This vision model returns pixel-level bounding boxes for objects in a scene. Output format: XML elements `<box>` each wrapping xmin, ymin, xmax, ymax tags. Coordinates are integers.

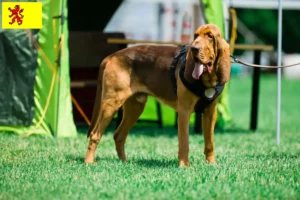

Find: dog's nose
<box><xmin>191</xmin><ymin>46</ymin><xmax>199</xmax><ymax>52</ymax></box>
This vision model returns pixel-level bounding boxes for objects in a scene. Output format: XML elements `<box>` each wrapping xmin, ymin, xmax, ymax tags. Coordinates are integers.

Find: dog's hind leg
<box><xmin>85</xmin><ymin>93</ymin><xmax>131</xmax><ymax>163</ymax></box>
<box><xmin>84</xmin><ymin>59</ymin><xmax>131</xmax><ymax>164</ymax></box>
<box><xmin>113</xmin><ymin>93</ymin><xmax>147</xmax><ymax>161</ymax></box>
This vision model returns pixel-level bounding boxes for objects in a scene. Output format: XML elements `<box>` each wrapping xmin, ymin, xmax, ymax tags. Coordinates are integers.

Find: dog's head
<box><xmin>189</xmin><ymin>24</ymin><xmax>231</xmax><ymax>84</ymax></box>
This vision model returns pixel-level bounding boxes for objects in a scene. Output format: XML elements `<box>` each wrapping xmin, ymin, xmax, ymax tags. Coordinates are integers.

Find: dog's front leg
<box><xmin>202</xmin><ymin>97</ymin><xmax>220</xmax><ymax>164</ymax></box>
<box><xmin>177</xmin><ymin>111</ymin><xmax>191</xmax><ymax>167</ymax></box>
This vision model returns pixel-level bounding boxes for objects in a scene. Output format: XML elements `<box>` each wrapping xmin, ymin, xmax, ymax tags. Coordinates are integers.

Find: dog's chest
<box><xmin>201</xmin><ymin>73</ymin><xmax>217</xmax><ymax>88</ymax></box>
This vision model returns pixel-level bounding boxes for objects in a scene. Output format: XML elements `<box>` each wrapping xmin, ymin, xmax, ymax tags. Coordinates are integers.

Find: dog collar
<box><xmin>169</xmin><ymin>44</ymin><xmax>225</xmax><ymax>113</ymax></box>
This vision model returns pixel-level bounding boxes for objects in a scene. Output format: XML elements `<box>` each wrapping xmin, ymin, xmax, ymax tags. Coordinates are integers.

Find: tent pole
<box><xmin>55</xmin><ymin>0</ymin><xmax>65</xmax><ymax>135</ymax></box>
<box><xmin>276</xmin><ymin>0</ymin><xmax>283</xmax><ymax>145</ymax></box>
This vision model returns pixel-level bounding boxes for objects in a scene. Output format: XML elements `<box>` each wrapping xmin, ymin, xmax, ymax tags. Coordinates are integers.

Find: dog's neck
<box><xmin>184</xmin><ymin>49</ymin><xmax>218</xmax><ymax>88</ymax></box>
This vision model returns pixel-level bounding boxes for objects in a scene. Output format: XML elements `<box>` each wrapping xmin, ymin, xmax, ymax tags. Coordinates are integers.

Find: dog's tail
<box><xmin>87</xmin><ymin>56</ymin><xmax>110</xmax><ymax>138</ymax></box>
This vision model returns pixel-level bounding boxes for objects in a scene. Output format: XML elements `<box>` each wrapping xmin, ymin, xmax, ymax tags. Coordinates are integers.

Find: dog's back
<box><xmin>106</xmin><ymin>45</ymin><xmax>180</xmax><ymax>102</ymax></box>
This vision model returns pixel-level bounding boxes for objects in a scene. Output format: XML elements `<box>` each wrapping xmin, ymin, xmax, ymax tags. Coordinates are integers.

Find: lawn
<box><xmin>0</xmin><ymin>75</ymin><xmax>300</xmax><ymax>200</ymax></box>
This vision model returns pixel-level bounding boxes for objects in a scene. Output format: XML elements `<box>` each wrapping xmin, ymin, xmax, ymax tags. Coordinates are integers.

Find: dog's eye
<box><xmin>207</xmin><ymin>33</ymin><xmax>213</xmax><ymax>40</ymax></box>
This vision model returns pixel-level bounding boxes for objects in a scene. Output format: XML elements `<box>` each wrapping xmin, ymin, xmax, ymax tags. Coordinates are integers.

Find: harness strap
<box><xmin>169</xmin><ymin>44</ymin><xmax>188</xmax><ymax>94</ymax></box>
<box><xmin>170</xmin><ymin>45</ymin><xmax>225</xmax><ymax>113</ymax></box>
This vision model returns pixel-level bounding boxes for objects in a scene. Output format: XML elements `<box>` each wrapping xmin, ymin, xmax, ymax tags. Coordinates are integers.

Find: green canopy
<box><xmin>201</xmin><ymin>0</ymin><xmax>233</xmax><ymax>129</ymax></box>
<box><xmin>0</xmin><ymin>0</ymin><xmax>77</xmax><ymax>137</ymax></box>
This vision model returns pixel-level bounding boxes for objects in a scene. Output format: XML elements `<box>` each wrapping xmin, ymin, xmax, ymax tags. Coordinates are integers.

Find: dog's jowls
<box><xmin>84</xmin><ymin>24</ymin><xmax>231</xmax><ymax>167</ymax></box>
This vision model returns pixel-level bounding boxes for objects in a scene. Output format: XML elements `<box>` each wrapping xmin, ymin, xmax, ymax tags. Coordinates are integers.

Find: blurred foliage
<box><xmin>234</xmin><ymin>9</ymin><xmax>300</xmax><ymax>54</ymax></box>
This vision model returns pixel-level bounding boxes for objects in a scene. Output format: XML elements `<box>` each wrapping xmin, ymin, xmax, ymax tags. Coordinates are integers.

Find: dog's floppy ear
<box><xmin>216</xmin><ymin>37</ymin><xmax>231</xmax><ymax>84</ymax></box>
<box><xmin>194</xmin><ymin>33</ymin><xmax>199</xmax><ymax>40</ymax></box>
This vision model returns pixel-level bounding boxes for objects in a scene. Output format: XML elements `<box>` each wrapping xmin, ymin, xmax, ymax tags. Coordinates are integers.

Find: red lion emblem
<box><xmin>8</xmin><ymin>5</ymin><xmax>24</xmax><ymax>25</ymax></box>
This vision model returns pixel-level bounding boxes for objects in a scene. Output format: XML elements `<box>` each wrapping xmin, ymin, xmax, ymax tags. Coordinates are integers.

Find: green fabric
<box><xmin>53</xmin><ymin>0</ymin><xmax>77</xmax><ymax>137</ymax></box>
<box><xmin>0</xmin><ymin>0</ymin><xmax>77</xmax><ymax>137</ymax></box>
<box><xmin>202</xmin><ymin>0</ymin><xmax>232</xmax><ymax>128</ymax></box>
<box><xmin>0</xmin><ymin>29</ymin><xmax>38</xmax><ymax>127</ymax></box>
<box><xmin>202</xmin><ymin>0</ymin><xmax>225</xmax><ymax>34</ymax></box>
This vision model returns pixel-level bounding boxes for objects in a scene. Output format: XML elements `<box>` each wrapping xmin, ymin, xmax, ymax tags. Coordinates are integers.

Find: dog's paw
<box><xmin>179</xmin><ymin>160</ymin><xmax>190</xmax><ymax>168</ymax></box>
<box><xmin>205</xmin><ymin>156</ymin><xmax>217</xmax><ymax>165</ymax></box>
<box><xmin>84</xmin><ymin>158</ymin><xmax>95</xmax><ymax>164</ymax></box>
<box><xmin>117</xmin><ymin>154</ymin><xmax>127</xmax><ymax>162</ymax></box>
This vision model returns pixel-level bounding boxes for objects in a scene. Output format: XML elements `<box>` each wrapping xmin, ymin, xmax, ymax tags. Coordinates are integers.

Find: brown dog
<box><xmin>84</xmin><ymin>24</ymin><xmax>231</xmax><ymax>167</ymax></box>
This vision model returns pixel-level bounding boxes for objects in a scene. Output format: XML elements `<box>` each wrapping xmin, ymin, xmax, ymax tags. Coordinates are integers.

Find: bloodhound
<box><xmin>84</xmin><ymin>24</ymin><xmax>231</xmax><ymax>167</ymax></box>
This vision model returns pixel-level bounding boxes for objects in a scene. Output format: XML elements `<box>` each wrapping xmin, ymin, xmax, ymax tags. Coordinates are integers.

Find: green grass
<box><xmin>1</xmin><ymin>75</ymin><xmax>300</xmax><ymax>200</ymax></box>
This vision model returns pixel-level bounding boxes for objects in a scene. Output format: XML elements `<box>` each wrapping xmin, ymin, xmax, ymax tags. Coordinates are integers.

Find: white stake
<box><xmin>276</xmin><ymin>0</ymin><xmax>283</xmax><ymax>145</ymax></box>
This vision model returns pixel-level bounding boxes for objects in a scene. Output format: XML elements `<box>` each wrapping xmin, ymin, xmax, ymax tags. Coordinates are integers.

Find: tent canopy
<box><xmin>0</xmin><ymin>0</ymin><xmax>76</xmax><ymax>137</ymax></box>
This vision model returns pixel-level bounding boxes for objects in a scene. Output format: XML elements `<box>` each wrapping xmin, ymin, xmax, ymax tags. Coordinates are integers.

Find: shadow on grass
<box><xmin>65</xmin><ymin>154</ymin><xmax>178</xmax><ymax>168</ymax></box>
<box><xmin>65</xmin><ymin>155</ymin><xmax>86</xmax><ymax>164</ymax></box>
<box><xmin>65</xmin><ymin>154</ymin><xmax>120</xmax><ymax>164</ymax></box>
<box><xmin>130</xmin><ymin>157</ymin><xmax>178</xmax><ymax>168</ymax></box>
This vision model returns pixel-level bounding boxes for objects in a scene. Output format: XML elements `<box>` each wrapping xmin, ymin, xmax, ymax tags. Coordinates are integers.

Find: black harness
<box><xmin>169</xmin><ymin>44</ymin><xmax>225</xmax><ymax>113</ymax></box>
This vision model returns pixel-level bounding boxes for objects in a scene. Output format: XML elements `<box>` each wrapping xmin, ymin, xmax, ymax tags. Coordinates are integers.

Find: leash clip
<box><xmin>230</xmin><ymin>55</ymin><xmax>239</xmax><ymax>63</ymax></box>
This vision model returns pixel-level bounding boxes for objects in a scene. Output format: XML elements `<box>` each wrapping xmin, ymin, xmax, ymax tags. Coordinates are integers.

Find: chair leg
<box><xmin>194</xmin><ymin>112</ymin><xmax>202</xmax><ymax>134</ymax></box>
<box><xmin>156</xmin><ymin>101</ymin><xmax>163</xmax><ymax>128</ymax></box>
